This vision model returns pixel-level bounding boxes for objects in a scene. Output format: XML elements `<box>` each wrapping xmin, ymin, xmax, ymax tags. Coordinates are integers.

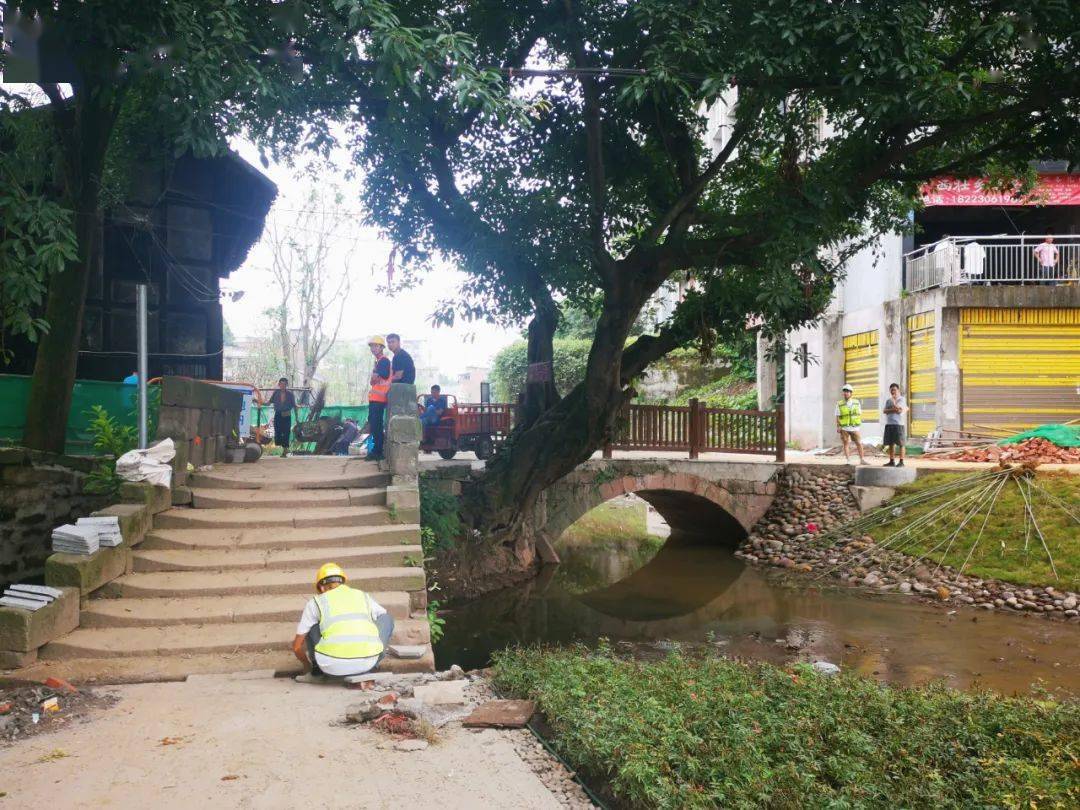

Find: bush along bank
<box><xmin>735</xmin><ymin>468</ymin><xmax>1080</xmax><ymax>620</ymax></box>
<box><xmin>493</xmin><ymin>645</ymin><xmax>1080</xmax><ymax>810</ymax></box>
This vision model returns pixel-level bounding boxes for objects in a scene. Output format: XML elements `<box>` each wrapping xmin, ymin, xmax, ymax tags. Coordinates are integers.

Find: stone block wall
<box><xmin>155</xmin><ymin>376</ymin><xmax>243</xmax><ymax>475</ymax></box>
<box><xmin>0</xmin><ymin>449</ymin><xmax>109</xmax><ymax>586</ymax></box>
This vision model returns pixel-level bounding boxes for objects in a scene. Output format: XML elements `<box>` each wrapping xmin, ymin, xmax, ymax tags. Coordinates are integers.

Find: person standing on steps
<box><xmin>387</xmin><ymin>333</ymin><xmax>415</xmax><ymax>385</ymax></box>
<box><xmin>293</xmin><ymin>563</ymin><xmax>394</xmax><ymax>683</ymax></box>
<box><xmin>836</xmin><ymin>383</ymin><xmax>866</xmax><ymax>465</ymax></box>
<box><xmin>367</xmin><ymin>335</ymin><xmax>392</xmax><ymax>461</ymax></box>
<box><xmin>882</xmin><ymin>382</ymin><xmax>907</xmax><ymax>467</ymax></box>
<box><xmin>267</xmin><ymin>377</ymin><xmax>297</xmax><ymax>458</ymax></box>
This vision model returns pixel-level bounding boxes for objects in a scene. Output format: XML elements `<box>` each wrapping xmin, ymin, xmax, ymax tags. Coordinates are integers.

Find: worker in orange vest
<box><xmin>367</xmin><ymin>335</ymin><xmax>392</xmax><ymax>461</ymax></box>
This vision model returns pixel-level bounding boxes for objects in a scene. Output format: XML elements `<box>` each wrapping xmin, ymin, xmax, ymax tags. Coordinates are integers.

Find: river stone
<box><xmin>1063</xmin><ymin>596</ymin><xmax>1078</xmax><ymax>610</ymax></box>
<box><xmin>898</xmin><ymin>581</ymin><xmax>912</xmax><ymax>594</ymax></box>
<box><xmin>811</xmin><ymin>661</ymin><xmax>840</xmax><ymax>676</ymax></box>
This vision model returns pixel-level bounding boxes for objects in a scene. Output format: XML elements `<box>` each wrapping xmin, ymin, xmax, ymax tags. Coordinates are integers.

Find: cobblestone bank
<box><xmin>735</xmin><ymin>468</ymin><xmax>1080</xmax><ymax>621</ymax></box>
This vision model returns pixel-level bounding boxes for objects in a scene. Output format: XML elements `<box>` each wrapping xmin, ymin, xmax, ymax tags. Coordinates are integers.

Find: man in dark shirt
<box><xmin>421</xmin><ymin>384</ymin><xmax>447</xmax><ymax>426</ymax></box>
<box><xmin>266</xmin><ymin>377</ymin><xmax>297</xmax><ymax>457</ymax></box>
<box><xmin>387</xmin><ymin>334</ymin><xmax>416</xmax><ymax>385</ymax></box>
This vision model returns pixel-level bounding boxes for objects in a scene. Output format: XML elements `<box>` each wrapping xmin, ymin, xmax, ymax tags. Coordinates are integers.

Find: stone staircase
<box><xmin>36</xmin><ymin>457</ymin><xmax>434</xmax><ymax>679</ymax></box>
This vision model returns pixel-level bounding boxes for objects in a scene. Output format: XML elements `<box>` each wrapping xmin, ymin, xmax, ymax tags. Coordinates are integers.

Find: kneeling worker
<box><xmin>293</xmin><ymin>563</ymin><xmax>394</xmax><ymax>683</ymax></box>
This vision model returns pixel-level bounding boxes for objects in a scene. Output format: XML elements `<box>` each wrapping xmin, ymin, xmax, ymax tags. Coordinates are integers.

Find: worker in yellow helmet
<box><xmin>292</xmin><ymin>563</ymin><xmax>394</xmax><ymax>684</ymax></box>
<box><xmin>367</xmin><ymin>335</ymin><xmax>392</xmax><ymax>461</ymax></box>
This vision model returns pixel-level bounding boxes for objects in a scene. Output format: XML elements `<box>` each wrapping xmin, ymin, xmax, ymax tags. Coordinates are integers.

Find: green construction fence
<box><xmin>0</xmin><ymin>373</ymin><xmax>158</xmax><ymax>456</ymax></box>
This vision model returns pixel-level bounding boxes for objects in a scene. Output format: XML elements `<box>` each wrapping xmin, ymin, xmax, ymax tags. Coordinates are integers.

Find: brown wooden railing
<box><xmin>603</xmin><ymin>399</ymin><xmax>785</xmax><ymax>462</ymax></box>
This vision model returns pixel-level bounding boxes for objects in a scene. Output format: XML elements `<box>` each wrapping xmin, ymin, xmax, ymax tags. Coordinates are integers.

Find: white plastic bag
<box><xmin>115</xmin><ymin>438</ymin><xmax>176</xmax><ymax>488</ymax></box>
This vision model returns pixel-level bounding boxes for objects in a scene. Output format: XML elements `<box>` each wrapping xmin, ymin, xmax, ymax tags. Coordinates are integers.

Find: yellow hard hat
<box><xmin>367</xmin><ymin>335</ymin><xmax>387</xmax><ymax>347</ymax></box>
<box><xmin>314</xmin><ymin>562</ymin><xmax>347</xmax><ymax>589</ymax></box>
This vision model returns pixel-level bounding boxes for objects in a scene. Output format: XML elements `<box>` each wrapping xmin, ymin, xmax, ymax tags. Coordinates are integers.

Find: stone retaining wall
<box><xmin>0</xmin><ymin>449</ymin><xmax>109</xmax><ymax>586</ymax></box>
<box><xmin>156</xmin><ymin>376</ymin><xmax>243</xmax><ymax>477</ymax></box>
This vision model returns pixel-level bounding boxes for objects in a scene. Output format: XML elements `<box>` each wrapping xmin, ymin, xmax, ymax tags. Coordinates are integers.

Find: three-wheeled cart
<box><xmin>418</xmin><ymin>395</ymin><xmax>513</xmax><ymax>460</ymax></box>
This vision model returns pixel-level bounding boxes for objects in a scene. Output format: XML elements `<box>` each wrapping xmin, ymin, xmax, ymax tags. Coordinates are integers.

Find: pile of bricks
<box><xmin>934</xmin><ymin>438</ymin><xmax>1080</xmax><ymax>464</ymax></box>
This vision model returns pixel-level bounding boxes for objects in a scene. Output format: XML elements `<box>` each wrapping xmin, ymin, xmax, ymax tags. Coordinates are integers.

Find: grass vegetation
<box><xmin>493</xmin><ymin>645</ymin><xmax>1080</xmax><ymax>809</ymax></box>
<box><xmin>559</xmin><ymin>500</ymin><xmax>654</xmax><ymax>547</ymax></box>
<box><xmin>867</xmin><ymin>473</ymin><xmax>1080</xmax><ymax>591</ymax></box>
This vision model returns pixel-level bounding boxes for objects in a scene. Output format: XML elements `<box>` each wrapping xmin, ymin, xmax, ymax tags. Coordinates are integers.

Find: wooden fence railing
<box><xmin>602</xmin><ymin>399</ymin><xmax>785</xmax><ymax>462</ymax></box>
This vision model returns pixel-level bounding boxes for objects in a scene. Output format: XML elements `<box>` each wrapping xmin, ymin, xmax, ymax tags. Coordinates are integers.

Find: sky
<box><xmin>222</xmin><ymin>137</ymin><xmax>521</xmax><ymax>375</ymax></box>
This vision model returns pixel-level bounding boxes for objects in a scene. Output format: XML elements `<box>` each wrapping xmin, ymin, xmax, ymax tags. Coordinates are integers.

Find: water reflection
<box><xmin>436</xmin><ymin>535</ymin><xmax>1080</xmax><ymax>697</ymax></box>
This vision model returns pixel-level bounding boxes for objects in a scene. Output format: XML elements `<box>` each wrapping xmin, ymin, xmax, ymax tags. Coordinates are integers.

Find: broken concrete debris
<box><xmin>462</xmin><ymin>700</ymin><xmax>537</xmax><ymax>729</ymax></box>
<box><xmin>387</xmin><ymin>644</ymin><xmax>426</xmax><ymax>660</ymax></box>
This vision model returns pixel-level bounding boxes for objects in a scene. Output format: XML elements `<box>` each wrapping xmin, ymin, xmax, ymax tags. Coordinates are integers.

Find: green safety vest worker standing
<box><xmin>835</xmin><ymin>383</ymin><xmax>866</xmax><ymax>464</ymax></box>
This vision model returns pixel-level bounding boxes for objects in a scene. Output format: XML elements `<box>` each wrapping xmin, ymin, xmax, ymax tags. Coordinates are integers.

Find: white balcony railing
<box><xmin>903</xmin><ymin>235</ymin><xmax>1080</xmax><ymax>292</ymax></box>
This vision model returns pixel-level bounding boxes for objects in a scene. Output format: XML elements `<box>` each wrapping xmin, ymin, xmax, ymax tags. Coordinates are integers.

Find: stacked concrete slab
<box><xmin>34</xmin><ymin>457</ymin><xmax>433</xmax><ymax>679</ymax></box>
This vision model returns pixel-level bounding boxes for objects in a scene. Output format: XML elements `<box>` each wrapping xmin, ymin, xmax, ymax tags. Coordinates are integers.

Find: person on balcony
<box><xmin>1033</xmin><ymin>235</ymin><xmax>1060</xmax><ymax>284</ymax></box>
<box><xmin>836</xmin><ymin>383</ymin><xmax>866</xmax><ymax>465</ymax></box>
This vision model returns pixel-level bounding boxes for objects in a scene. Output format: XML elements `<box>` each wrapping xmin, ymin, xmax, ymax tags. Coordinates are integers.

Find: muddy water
<box><xmin>435</xmin><ymin>536</ymin><xmax>1080</xmax><ymax>697</ymax></box>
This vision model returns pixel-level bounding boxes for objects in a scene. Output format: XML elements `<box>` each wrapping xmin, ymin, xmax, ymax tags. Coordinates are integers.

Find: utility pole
<box><xmin>136</xmin><ymin>283</ymin><xmax>149</xmax><ymax>449</ymax></box>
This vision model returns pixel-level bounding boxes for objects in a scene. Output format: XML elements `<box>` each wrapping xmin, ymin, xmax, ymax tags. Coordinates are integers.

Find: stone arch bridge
<box><xmin>531</xmin><ymin>458</ymin><xmax>782</xmax><ymax>562</ymax></box>
<box><xmin>421</xmin><ymin>457</ymin><xmax>887</xmax><ymax>564</ymax></box>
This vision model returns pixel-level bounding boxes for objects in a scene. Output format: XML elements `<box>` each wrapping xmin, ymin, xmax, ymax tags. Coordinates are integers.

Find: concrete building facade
<box><xmin>703</xmin><ymin>93</ymin><xmax>1080</xmax><ymax>449</ymax></box>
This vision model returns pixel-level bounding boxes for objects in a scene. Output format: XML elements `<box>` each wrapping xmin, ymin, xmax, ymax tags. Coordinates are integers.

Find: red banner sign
<box><xmin>921</xmin><ymin>175</ymin><xmax>1080</xmax><ymax>207</ymax></box>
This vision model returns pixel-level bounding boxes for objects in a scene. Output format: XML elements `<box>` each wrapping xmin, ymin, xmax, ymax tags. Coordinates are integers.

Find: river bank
<box><xmin>737</xmin><ymin>468</ymin><xmax>1080</xmax><ymax>621</ymax></box>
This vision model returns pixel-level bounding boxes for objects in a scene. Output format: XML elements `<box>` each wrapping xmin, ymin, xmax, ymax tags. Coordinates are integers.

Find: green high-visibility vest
<box><xmin>837</xmin><ymin>398</ymin><xmax>862</xmax><ymax>427</ymax></box>
<box><xmin>314</xmin><ymin>585</ymin><xmax>384</xmax><ymax>660</ymax></box>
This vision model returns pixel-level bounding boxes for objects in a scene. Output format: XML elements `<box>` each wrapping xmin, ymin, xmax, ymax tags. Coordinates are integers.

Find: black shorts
<box><xmin>883</xmin><ymin>424</ymin><xmax>905</xmax><ymax>447</ymax></box>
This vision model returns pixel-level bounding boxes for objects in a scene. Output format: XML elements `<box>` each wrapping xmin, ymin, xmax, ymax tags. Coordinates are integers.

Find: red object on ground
<box><xmin>806</xmin><ymin>523</ymin><xmax>818</xmax><ymax>533</ymax></box>
<box><xmin>43</xmin><ymin>676</ymin><xmax>78</xmax><ymax>694</ymax></box>
<box><xmin>0</xmin><ymin>702</ymin><xmax>12</xmax><ymax>715</ymax></box>
<box><xmin>936</xmin><ymin>438</ymin><xmax>1080</xmax><ymax>464</ymax></box>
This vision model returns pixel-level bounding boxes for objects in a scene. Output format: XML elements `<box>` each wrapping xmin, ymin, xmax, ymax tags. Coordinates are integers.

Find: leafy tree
<box><xmin>2</xmin><ymin>0</ymin><xmax>499</xmax><ymax>453</ymax></box>
<box><xmin>263</xmin><ymin>185</ymin><xmax>357</xmax><ymax>390</ymax></box>
<box><xmin>341</xmin><ymin>0</ymin><xmax>1080</xmax><ymax>557</ymax></box>
<box><xmin>0</xmin><ymin>108</ymin><xmax>77</xmax><ymax>362</ymax></box>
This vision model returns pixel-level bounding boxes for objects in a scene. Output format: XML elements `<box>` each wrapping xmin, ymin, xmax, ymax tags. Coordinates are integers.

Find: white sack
<box><xmin>115</xmin><ymin>438</ymin><xmax>175</xmax><ymax>488</ymax></box>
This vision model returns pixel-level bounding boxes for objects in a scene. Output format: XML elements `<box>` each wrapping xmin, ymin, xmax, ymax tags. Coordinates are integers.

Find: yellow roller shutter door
<box><xmin>959</xmin><ymin>308</ymin><xmax>1080</xmax><ymax>433</ymax></box>
<box><xmin>843</xmin><ymin>330</ymin><xmax>880</xmax><ymax>422</ymax></box>
<box><xmin>907</xmin><ymin>313</ymin><xmax>936</xmax><ymax>436</ymax></box>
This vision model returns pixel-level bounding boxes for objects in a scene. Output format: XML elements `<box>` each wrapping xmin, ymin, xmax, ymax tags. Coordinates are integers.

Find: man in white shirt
<box><xmin>1033</xmin><ymin>235</ymin><xmax>1060</xmax><ymax>284</ymax></box>
<box><xmin>292</xmin><ymin>563</ymin><xmax>394</xmax><ymax>684</ymax></box>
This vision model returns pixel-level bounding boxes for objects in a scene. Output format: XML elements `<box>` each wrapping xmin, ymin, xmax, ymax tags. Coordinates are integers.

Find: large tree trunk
<box><xmin>23</xmin><ymin>97</ymin><xmax>114</xmax><ymax>453</ymax></box>
<box><xmin>518</xmin><ymin>304</ymin><xmax>559</xmax><ymax>429</ymax></box>
<box><xmin>466</xmin><ymin>284</ymin><xmax>646</xmax><ymax>560</ymax></box>
<box><xmin>23</xmin><ymin>194</ymin><xmax>102</xmax><ymax>453</ymax></box>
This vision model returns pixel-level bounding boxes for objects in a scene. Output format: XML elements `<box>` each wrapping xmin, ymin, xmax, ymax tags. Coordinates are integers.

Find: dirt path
<box><xmin>1</xmin><ymin>677</ymin><xmax>568</xmax><ymax>808</ymax></box>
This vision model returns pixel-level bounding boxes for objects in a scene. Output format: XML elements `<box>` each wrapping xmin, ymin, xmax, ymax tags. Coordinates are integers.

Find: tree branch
<box><xmin>563</xmin><ymin>0</ymin><xmax>616</xmax><ymax>284</ymax></box>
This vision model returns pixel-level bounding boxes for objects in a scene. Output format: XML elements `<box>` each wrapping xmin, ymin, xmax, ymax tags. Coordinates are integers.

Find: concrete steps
<box><xmin>98</xmin><ymin>566</ymin><xmax>426</xmax><ymax>599</ymax></box>
<box><xmin>41</xmin><ymin>620</ymin><xmax>430</xmax><ymax>660</ymax></box>
<box><xmin>131</xmin><ymin>544</ymin><xmax>424</xmax><ymax>573</ymax></box>
<box><xmin>153</xmin><ymin>504</ymin><xmax>394</xmax><ymax>530</ymax></box>
<box><xmin>140</xmin><ymin>523</ymin><xmax>420</xmax><ymax>551</ymax></box>
<box><xmin>35</xmin><ymin>456</ymin><xmax>434</xmax><ymax>680</ymax></box>
<box><xmin>187</xmin><ymin>459</ymin><xmax>388</xmax><ymax>491</ymax></box>
<box><xmin>12</xmin><ymin>649</ymin><xmax>433</xmax><ymax>684</ymax></box>
<box><xmin>79</xmin><ymin>593</ymin><xmax>416</xmax><ymax>627</ymax></box>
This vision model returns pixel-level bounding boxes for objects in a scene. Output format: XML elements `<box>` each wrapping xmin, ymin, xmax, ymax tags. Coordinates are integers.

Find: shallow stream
<box><xmin>435</xmin><ymin>535</ymin><xmax>1080</xmax><ymax>697</ymax></box>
